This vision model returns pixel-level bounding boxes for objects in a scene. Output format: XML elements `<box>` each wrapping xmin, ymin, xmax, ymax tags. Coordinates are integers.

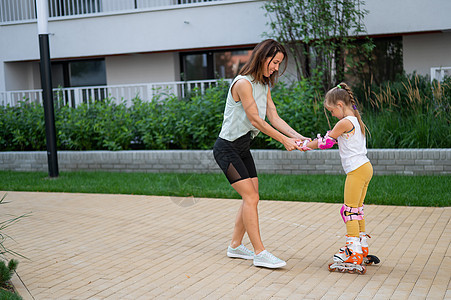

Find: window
<box><xmin>181</xmin><ymin>49</ymin><xmax>253</xmax><ymax>81</ymax></box>
<box><xmin>369</xmin><ymin>36</ymin><xmax>403</xmax><ymax>84</ymax></box>
<box><xmin>182</xmin><ymin>53</ymin><xmax>214</xmax><ymax>81</ymax></box>
<box><xmin>214</xmin><ymin>50</ymin><xmax>252</xmax><ymax>79</ymax></box>
<box><xmin>51</xmin><ymin>59</ymin><xmax>106</xmax><ymax>104</ymax></box>
<box><xmin>52</xmin><ymin>59</ymin><xmax>106</xmax><ymax>88</ymax></box>
<box><xmin>69</xmin><ymin>59</ymin><xmax>106</xmax><ymax>87</ymax></box>
<box><xmin>347</xmin><ymin>36</ymin><xmax>403</xmax><ymax>85</ymax></box>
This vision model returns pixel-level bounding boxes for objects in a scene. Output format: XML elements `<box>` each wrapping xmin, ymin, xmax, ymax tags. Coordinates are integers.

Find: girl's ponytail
<box><xmin>340</xmin><ymin>83</ymin><xmax>369</xmax><ymax>137</ymax></box>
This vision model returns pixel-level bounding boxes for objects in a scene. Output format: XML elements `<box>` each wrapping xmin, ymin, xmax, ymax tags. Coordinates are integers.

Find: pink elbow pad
<box><xmin>317</xmin><ymin>132</ymin><xmax>337</xmax><ymax>150</ymax></box>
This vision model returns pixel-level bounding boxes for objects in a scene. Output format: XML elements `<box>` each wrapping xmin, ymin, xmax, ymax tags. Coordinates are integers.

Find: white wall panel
<box><xmin>403</xmin><ymin>32</ymin><xmax>451</xmax><ymax>76</ymax></box>
<box><xmin>363</xmin><ymin>0</ymin><xmax>451</xmax><ymax>35</ymax></box>
<box><xmin>105</xmin><ymin>52</ymin><xmax>180</xmax><ymax>85</ymax></box>
<box><xmin>1</xmin><ymin>1</ymin><xmax>267</xmax><ymax>62</ymax></box>
<box><xmin>1</xmin><ymin>0</ymin><xmax>451</xmax><ymax>90</ymax></box>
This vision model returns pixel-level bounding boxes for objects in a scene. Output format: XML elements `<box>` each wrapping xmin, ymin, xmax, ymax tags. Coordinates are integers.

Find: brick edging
<box><xmin>0</xmin><ymin>149</ymin><xmax>450</xmax><ymax>175</ymax></box>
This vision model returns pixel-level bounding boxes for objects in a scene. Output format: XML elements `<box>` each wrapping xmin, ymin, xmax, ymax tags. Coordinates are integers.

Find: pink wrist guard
<box><xmin>317</xmin><ymin>131</ymin><xmax>337</xmax><ymax>150</ymax></box>
<box><xmin>296</xmin><ymin>139</ymin><xmax>312</xmax><ymax>151</ymax></box>
<box><xmin>301</xmin><ymin>139</ymin><xmax>312</xmax><ymax>151</ymax></box>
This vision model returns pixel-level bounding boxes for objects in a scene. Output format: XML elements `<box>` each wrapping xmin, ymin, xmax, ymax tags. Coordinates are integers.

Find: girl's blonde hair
<box><xmin>324</xmin><ymin>82</ymin><xmax>369</xmax><ymax>136</ymax></box>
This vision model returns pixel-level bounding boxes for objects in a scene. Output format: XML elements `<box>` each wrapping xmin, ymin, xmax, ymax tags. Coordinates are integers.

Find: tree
<box><xmin>264</xmin><ymin>0</ymin><xmax>373</xmax><ymax>91</ymax></box>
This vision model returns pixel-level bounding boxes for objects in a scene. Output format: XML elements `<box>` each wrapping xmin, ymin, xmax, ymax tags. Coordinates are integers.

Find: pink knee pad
<box><xmin>358</xmin><ymin>205</ymin><xmax>364</xmax><ymax>216</ymax></box>
<box><xmin>340</xmin><ymin>204</ymin><xmax>364</xmax><ymax>223</ymax></box>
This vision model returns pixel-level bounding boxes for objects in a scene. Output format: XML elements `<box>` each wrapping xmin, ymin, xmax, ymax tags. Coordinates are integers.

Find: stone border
<box><xmin>0</xmin><ymin>149</ymin><xmax>449</xmax><ymax>175</ymax></box>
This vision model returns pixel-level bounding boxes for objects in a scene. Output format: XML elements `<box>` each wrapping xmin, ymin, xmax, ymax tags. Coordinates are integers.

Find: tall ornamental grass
<box><xmin>356</xmin><ymin>74</ymin><xmax>450</xmax><ymax>148</ymax></box>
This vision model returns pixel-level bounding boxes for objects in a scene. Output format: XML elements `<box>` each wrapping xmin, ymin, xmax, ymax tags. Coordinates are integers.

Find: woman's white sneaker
<box><xmin>253</xmin><ymin>250</ymin><xmax>286</xmax><ymax>268</ymax></box>
<box><xmin>227</xmin><ymin>244</ymin><xmax>254</xmax><ymax>260</ymax></box>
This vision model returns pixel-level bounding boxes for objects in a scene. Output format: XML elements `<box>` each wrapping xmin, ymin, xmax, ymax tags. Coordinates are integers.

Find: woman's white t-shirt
<box><xmin>218</xmin><ymin>75</ymin><xmax>268</xmax><ymax>141</ymax></box>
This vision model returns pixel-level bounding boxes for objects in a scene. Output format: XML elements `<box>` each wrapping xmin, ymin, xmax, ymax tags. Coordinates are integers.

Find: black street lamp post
<box><xmin>37</xmin><ymin>0</ymin><xmax>59</xmax><ymax>177</ymax></box>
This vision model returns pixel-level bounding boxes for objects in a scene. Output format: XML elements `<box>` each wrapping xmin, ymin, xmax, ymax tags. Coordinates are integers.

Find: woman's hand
<box><xmin>282</xmin><ymin>137</ymin><xmax>303</xmax><ymax>151</ymax></box>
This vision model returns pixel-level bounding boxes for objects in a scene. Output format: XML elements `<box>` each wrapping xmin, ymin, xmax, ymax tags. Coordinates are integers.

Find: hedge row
<box><xmin>1</xmin><ymin>75</ymin><xmax>449</xmax><ymax>151</ymax></box>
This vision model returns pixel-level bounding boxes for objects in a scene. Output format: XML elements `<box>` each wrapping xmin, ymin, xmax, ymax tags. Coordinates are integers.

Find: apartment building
<box><xmin>0</xmin><ymin>0</ymin><xmax>450</xmax><ymax>101</ymax></box>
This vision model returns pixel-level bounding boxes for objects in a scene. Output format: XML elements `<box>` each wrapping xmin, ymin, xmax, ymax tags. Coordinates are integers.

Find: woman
<box><xmin>213</xmin><ymin>39</ymin><xmax>307</xmax><ymax>268</ymax></box>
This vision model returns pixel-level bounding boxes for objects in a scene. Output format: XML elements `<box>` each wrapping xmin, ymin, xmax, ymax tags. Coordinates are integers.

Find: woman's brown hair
<box><xmin>239</xmin><ymin>39</ymin><xmax>287</xmax><ymax>86</ymax></box>
<box><xmin>325</xmin><ymin>82</ymin><xmax>369</xmax><ymax>136</ymax></box>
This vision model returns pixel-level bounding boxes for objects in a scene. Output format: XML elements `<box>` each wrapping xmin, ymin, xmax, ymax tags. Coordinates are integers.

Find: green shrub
<box><xmin>184</xmin><ymin>81</ymin><xmax>228</xmax><ymax>149</ymax></box>
<box><xmin>132</xmin><ymin>80</ymin><xmax>228</xmax><ymax>150</ymax></box>
<box><xmin>0</xmin><ymin>75</ymin><xmax>449</xmax><ymax>151</ymax></box>
<box><xmin>56</xmin><ymin>99</ymin><xmax>134</xmax><ymax>150</ymax></box>
<box><xmin>0</xmin><ymin>103</ymin><xmax>46</xmax><ymax>151</ymax></box>
<box><xmin>0</xmin><ymin>259</ymin><xmax>18</xmax><ymax>285</ymax></box>
<box><xmin>129</xmin><ymin>96</ymin><xmax>164</xmax><ymax>149</ymax></box>
<box><xmin>0</xmin><ymin>289</ymin><xmax>22</xmax><ymax>300</ymax></box>
<box><xmin>253</xmin><ymin>78</ymin><xmax>330</xmax><ymax>149</ymax></box>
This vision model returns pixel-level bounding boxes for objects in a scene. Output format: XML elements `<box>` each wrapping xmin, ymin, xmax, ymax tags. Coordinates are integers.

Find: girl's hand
<box><xmin>296</xmin><ymin>138</ymin><xmax>313</xmax><ymax>151</ymax></box>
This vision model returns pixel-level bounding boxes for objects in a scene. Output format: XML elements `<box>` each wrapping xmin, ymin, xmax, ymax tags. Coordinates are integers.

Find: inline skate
<box><xmin>328</xmin><ymin>236</ymin><xmax>366</xmax><ymax>274</ymax></box>
<box><xmin>360</xmin><ymin>232</ymin><xmax>380</xmax><ymax>265</ymax></box>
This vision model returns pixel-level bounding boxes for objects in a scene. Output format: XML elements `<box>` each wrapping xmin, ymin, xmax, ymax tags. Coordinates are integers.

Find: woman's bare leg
<box><xmin>230</xmin><ymin>178</ymin><xmax>259</xmax><ymax>248</ymax></box>
<box><xmin>230</xmin><ymin>177</ymin><xmax>264</xmax><ymax>254</ymax></box>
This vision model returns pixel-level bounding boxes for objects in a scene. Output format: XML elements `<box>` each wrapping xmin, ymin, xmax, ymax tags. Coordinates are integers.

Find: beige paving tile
<box><xmin>1</xmin><ymin>191</ymin><xmax>450</xmax><ymax>299</ymax></box>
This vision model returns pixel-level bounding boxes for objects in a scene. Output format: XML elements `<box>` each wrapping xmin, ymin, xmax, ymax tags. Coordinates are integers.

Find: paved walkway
<box><xmin>1</xmin><ymin>191</ymin><xmax>450</xmax><ymax>299</ymax></box>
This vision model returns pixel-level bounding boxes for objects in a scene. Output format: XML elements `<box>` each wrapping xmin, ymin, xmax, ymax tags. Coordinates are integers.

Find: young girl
<box><xmin>300</xmin><ymin>82</ymin><xmax>379</xmax><ymax>274</ymax></box>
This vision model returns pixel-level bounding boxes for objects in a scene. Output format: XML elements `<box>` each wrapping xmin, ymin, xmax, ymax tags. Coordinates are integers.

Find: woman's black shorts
<box><xmin>213</xmin><ymin>132</ymin><xmax>257</xmax><ymax>185</ymax></box>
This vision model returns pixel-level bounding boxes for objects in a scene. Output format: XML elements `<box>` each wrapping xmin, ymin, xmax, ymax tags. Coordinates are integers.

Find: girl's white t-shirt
<box><xmin>337</xmin><ymin>116</ymin><xmax>370</xmax><ymax>174</ymax></box>
<box><xmin>218</xmin><ymin>75</ymin><xmax>268</xmax><ymax>141</ymax></box>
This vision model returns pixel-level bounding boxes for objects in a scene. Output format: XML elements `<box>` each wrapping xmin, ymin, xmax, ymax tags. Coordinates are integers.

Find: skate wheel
<box><xmin>364</xmin><ymin>260</ymin><xmax>373</xmax><ymax>266</ymax></box>
<box><xmin>358</xmin><ymin>265</ymin><xmax>366</xmax><ymax>275</ymax></box>
<box><xmin>339</xmin><ymin>268</ymin><xmax>347</xmax><ymax>273</ymax></box>
<box><xmin>328</xmin><ymin>263</ymin><xmax>335</xmax><ymax>272</ymax></box>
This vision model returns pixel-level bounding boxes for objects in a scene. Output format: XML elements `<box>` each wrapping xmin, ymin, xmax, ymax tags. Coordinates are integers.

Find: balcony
<box><xmin>0</xmin><ymin>78</ymin><xmax>232</xmax><ymax>107</ymax></box>
<box><xmin>0</xmin><ymin>0</ymin><xmax>237</xmax><ymax>25</ymax></box>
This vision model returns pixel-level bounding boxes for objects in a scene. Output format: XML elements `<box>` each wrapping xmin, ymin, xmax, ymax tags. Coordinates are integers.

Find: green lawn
<box><xmin>0</xmin><ymin>171</ymin><xmax>449</xmax><ymax>207</ymax></box>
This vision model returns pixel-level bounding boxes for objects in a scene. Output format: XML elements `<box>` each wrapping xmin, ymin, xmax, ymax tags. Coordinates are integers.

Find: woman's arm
<box><xmin>233</xmin><ymin>79</ymin><xmax>301</xmax><ymax>151</ymax></box>
<box><xmin>266</xmin><ymin>90</ymin><xmax>307</xmax><ymax>141</ymax></box>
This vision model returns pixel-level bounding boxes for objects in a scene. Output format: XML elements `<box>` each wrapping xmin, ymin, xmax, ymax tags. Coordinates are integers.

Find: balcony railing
<box><xmin>0</xmin><ymin>79</ymin><xmax>232</xmax><ymax>107</ymax></box>
<box><xmin>0</xmin><ymin>0</ymin><xmax>229</xmax><ymax>24</ymax></box>
<box><xmin>430</xmin><ymin>66</ymin><xmax>451</xmax><ymax>82</ymax></box>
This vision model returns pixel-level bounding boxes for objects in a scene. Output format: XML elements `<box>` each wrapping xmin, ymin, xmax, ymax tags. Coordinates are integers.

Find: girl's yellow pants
<box><xmin>344</xmin><ymin>162</ymin><xmax>373</xmax><ymax>237</ymax></box>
